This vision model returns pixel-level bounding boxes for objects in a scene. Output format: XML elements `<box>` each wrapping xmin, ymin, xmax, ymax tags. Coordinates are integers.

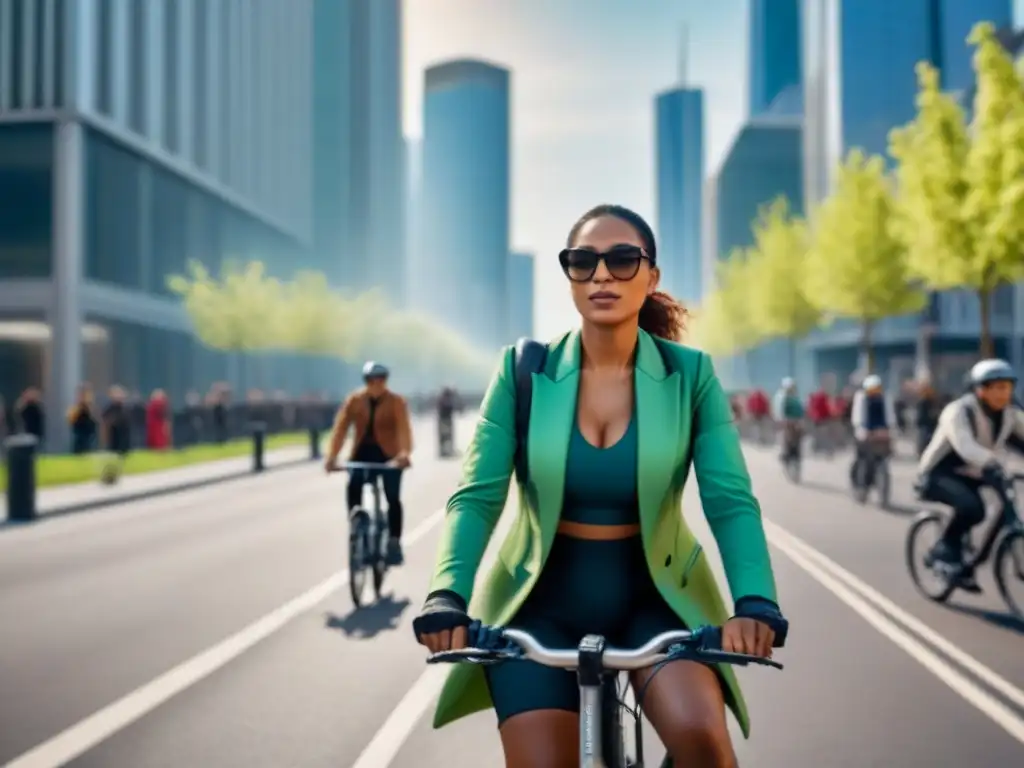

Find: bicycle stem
<box><xmin>579</xmin><ymin>684</ymin><xmax>605</xmax><ymax>768</ymax></box>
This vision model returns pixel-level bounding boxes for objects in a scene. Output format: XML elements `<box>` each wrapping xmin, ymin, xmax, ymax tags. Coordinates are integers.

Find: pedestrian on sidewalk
<box><xmin>146</xmin><ymin>390</ymin><xmax>171</xmax><ymax>450</ymax></box>
<box><xmin>15</xmin><ymin>386</ymin><xmax>45</xmax><ymax>448</ymax></box>
<box><xmin>68</xmin><ymin>383</ymin><xmax>98</xmax><ymax>454</ymax></box>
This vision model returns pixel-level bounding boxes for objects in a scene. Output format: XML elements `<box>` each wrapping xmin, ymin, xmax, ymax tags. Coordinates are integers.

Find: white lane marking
<box><xmin>350</xmin><ymin>666</ymin><xmax>449</xmax><ymax>768</ymax></box>
<box><xmin>764</xmin><ymin>521</ymin><xmax>1024</xmax><ymax>745</ymax></box>
<box><xmin>1</xmin><ymin>508</ymin><xmax>448</xmax><ymax>768</ymax></box>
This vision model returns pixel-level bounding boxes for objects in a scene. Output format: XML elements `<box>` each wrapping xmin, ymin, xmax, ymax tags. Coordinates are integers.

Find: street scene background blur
<box><xmin>2</xmin><ymin>3</ymin><xmax>1024</xmax><ymax>768</ymax></box>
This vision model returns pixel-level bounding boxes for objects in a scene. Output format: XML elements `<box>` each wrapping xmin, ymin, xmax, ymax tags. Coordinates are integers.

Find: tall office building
<box><xmin>655</xmin><ymin>30</ymin><xmax>704</xmax><ymax>307</ymax></box>
<box><xmin>749</xmin><ymin>0</ymin><xmax>802</xmax><ymax>116</ymax></box>
<box><xmin>312</xmin><ymin>0</ymin><xmax>405</xmax><ymax>302</ymax></box>
<box><xmin>802</xmin><ymin>0</ymin><xmax>1013</xmax><ymax>386</ymax></box>
<box><xmin>0</xmin><ymin>0</ymin><xmax>317</xmax><ymax>448</ymax></box>
<box><xmin>419</xmin><ymin>59</ymin><xmax>511</xmax><ymax>351</ymax></box>
<box><xmin>507</xmin><ymin>251</ymin><xmax>535</xmax><ymax>342</ymax></box>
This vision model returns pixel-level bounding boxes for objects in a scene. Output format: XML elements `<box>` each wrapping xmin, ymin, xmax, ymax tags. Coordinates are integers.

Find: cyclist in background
<box><xmin>325</xmin><ymin>361</ymin><xmax>413</xmax><ymax>566</ymax></box>
<box><xmin>850</xmin><ymin>375</ymin><xmax>895</xmax><ymax>488</ymax></box>
<box><xmin>807</xmin><ymin>380</ymin><xmax>833</xmax><ymax>454</ymax></box>
<box><xmin>917</xmin><ymin>360</ymin><xmax>1024</xmax><ymax>589</ymax></box>
<box><xmin>773</xmin><ymin>377</ymin><xmax>804</xmax><ymax>462</ymax></box>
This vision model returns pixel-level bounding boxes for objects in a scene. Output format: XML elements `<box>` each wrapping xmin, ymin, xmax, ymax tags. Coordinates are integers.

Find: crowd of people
<box><xmin>729</xmin><ymin>374</ymin><xmax>954</xmax><ymax>458</ymax></box>
<box><xmin>0</xmin><ymin>383</ymin><xmax>341</xmax><ymax>457</ymax></box>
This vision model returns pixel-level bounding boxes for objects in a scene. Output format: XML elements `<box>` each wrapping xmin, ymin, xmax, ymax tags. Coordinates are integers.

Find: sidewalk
<box><xmin>2</xmin><ymin>445</ymin><xmax>312</xmax><ymax>521</ymax></box>
<box><xmin>1</xmin><ymin>412</ymin><xmax>477</xmax><ymax>522</ymax></box>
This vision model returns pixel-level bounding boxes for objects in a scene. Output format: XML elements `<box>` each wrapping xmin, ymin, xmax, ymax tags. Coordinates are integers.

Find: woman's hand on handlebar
<box><xmin>722</xmin><ymin>617</ymin><xmax>775</xmax><ymax>658</ymax></box>
<box><xmin>412</xmin><ymin>591</ymin><xmax>471</xmax><ymax>653</ymax></box>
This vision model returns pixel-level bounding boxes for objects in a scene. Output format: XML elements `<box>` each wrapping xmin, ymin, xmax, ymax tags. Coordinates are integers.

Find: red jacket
<box><xmin>808</xmin><ymin>391</ymin><xmax>831</xmax><ymax>421</ymax></box>
<box><xmin>146</xmin><ymin>398</ymin><xmax>170</xmax><ymax>450</ymax></box>
<box><xmin>746</xmin><ymin>390</ymin><xmax>769</xmax><ymax>418</ymax></box>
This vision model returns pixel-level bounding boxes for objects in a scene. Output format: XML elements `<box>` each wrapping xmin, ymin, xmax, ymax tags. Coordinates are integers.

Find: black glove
<box><xmin>734</xmin><ymin>596</ymin><xmax>789</xmax><ymax>648</ymax></box>
<box><xmin>412</xmin><ymin>590</ymin><xmax>470</xmax><ymax>641</ymax></box>
<box><xmin>981</xmin><ymin>462</ymin><xmax>1005</xmax><ymax>488</ymax></box>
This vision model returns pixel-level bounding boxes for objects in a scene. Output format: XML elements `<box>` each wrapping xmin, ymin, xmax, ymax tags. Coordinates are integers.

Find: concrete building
<box><xmin>507</xmin><ymin>251</ymin><xmax>535</xmax><ymax>342</ymax></box>
<box><xmin>312</xmin><ymin>0</ymin><xmax>404</xmax><ymax>302</ymax></box>
<box><xmin>802</xmin><ymin>0</ymin><xmax>1014</xmax><ymax>390</ymax></box>
<box><xmin>418</xmin><ymin>59</ymin><xmax>511</xmax><ymax>351</ymax></box>
<box><xmin>0</xmin><ymin>0</ymin><xmax>321</xmax><ymax>449</ymax></box>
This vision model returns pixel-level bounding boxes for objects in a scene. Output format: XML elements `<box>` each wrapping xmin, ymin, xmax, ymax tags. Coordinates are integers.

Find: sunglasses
<box><xmin>558</xmin><ymin>245</ymin><xmax>652</xmax><ymax>282</ymax></box>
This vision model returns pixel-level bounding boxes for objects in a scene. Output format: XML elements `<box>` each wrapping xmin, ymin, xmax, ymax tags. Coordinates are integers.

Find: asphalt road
<box><xmin>1</xmin><ymin>420</ymin><xmax>1022</xmax><ymax>767</ymax></box>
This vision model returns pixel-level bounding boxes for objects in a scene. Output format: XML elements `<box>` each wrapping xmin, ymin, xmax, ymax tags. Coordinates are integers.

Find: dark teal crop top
<box><xmin>560</xmin><ymin>415</ymin><xmax>640</xmax><ymax>525</ymax></box>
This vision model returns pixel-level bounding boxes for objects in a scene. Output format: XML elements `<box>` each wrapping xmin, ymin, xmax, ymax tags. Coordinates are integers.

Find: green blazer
<box><xmin>428</xmin><ymin>329</ymin><xmax>778</xmax><ymax>737</ymax></box>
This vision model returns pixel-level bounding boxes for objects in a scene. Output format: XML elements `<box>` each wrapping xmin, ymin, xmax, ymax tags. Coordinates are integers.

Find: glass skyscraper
<box><xmin>749</xmin><ymin>0</ymin><xmax>802</xmax><ymax>116</ymax></box>
<box><xmin>655</xmin><ymin>87</ymin><xmax>704</xmax><ymax>305</ymax></box>
<box><xmin>0</xmin><ymin>0</ymin><xmax>325</xmax><ymax>448</ymax></box>
<box><xmin>418</xmin><ymin>60</ymin><xmax>511</xmax><ymax>351</ymax></box>
<box><xmin>312</xmin><ymin>0</ymin><xmax>405</xmax><ymax>301</ymax></box>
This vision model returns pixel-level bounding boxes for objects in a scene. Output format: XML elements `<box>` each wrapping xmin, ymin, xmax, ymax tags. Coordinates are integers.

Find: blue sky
<box><xmin>403</xmin><ymin>0</ymin><xmax>1024</xmax><ymax>339</ymax></box>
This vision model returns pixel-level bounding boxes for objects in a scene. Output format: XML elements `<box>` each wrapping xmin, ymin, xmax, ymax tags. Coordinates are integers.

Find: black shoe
<box><xmin>385</xmin><ymin>537</ymin><xmax>404</xmax><ymax>566</ymax></box>
<box><xmin>930</xmin><ymin>543</ymin><xmax>981</xmax><ymax>592</ymax></box>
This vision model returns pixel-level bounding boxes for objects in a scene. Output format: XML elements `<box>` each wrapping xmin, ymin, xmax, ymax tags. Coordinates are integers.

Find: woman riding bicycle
<box><xmin>917</xmin><ymin>359</ymin><xmax>1024</xmax><ymax>591</ymax></box>
<box><xmin>413</xmin><ymin>205</ymin><xmax>787</xmax><ymax>767</ymax></box>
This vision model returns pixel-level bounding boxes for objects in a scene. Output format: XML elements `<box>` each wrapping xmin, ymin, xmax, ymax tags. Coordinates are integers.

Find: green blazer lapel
<box><xmin>634</xmin><ymin>331</ymin><xmax>682</xmax><ymax>542</ymax></box>
<box><xmin>527</xmin><ymin>330</ymin><xmax>580</xmax><ymax>564</ymax></box>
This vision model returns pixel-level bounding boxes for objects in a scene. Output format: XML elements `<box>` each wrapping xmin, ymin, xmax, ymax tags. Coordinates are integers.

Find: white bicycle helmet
<box><xmin>862</xmin><ymin>375</ymin><xmax>883</xmax><ymax>391</ymax></box>
<box><xmin>362</xmin><ymin>361</ymin><xmax>390</xmax><ymax>380</ymax></box>
<box><xmin>969</xmin><ymin>358</ymin><xmax>1017</xmax><ymax>386</ymax></box>
<box><xmin>781</xmin><ymin>377</ymin><xmax>795</xmax><ymax>389</ymax></box>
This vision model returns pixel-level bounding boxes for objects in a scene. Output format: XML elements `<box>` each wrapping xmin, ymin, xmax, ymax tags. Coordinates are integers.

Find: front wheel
<box><xmin>906</xmin><ymin>510</ymin><xmax>956</xmax><ymax>603</ymax></box>
<box><xmin>348</xmin><ymin>509</ymin><xmax>372</xmax><ymax>608</ymax></box>
<box><xmin>372</xmin><ymin>516</ymin><xmax>389</xmax><ymax>599</ymax></box>
<box><xmin>994</xmin><ymin>529</ymin><xmax>1024</xmax><ymax>621</ymax></box>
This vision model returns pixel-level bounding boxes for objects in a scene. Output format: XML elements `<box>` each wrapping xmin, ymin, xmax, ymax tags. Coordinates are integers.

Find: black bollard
<box><xmin>4</xmin><ymin>434</ymin><xmax>39</xmax><ymax>522</ymax></box>
<box><xmin>309</xmin><ymin>426</ymin><xmax>321</xmax><ymax>460</ymax></box>
<box><xmin>251</xmin><ymin>422</ymin><xmax>266</xmax><ymax>473</ymax></box>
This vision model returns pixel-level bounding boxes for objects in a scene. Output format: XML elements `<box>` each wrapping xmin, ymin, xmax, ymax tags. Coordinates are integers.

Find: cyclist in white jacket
<box><xmin>917</xmin><ymin>359</ymin><xmax>1024</xmax><ymax>589</ymax></box>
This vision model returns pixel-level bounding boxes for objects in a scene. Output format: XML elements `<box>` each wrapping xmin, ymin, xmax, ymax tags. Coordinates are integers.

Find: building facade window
<box><xmin>163</xmin><ymin>0</ymin><xmax>180</xmax><ymax>152</ymax></box>
<box><xmin>96</xmin><ymin>0</ymin><xmax>114</xmax><ymax>116</ymax></box>
<box><xmin>219</xmin><ymin>0</ymin><xmax>232</xmax><ymax>183</ymax></box>
<box><xmin>84</xmin><ymin>130</ymin><xmax>143</xmax><ymax>288</ymax></box>
<box><xmin>150</xmin><ymin>166</ymin><xmax>188</xmax><ymax>297</ymax></box>
<box><xmin>31</xmin><ymin>0</ymin><xmax>45</xmax><ymax>107</ymax></box>
<box><xmin>53</xmin><ymin>0</ymin><xmax>66</xmax><ymax>107</ymax></box>
<box><xmin>0</xmin><ymin>125</ymin><xmax>53</xmax><ymax>278</ymax></box>
<box><xmin>9</xmin><ymin>0</ymin><xmax>25</xmax><ymax>110</ymax></box>
<box><xmin>128</xmin><ymin>1</ymin><xmax>147</xmax><ymax>134</ymax></box>
<box><xmin>192</xmin><ymin>1</ymin><xmax>208</xmax><ymax>168</ymax></box>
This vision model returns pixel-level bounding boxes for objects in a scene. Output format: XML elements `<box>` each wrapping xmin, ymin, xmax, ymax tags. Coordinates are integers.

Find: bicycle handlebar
<box><xmin>337</xmin><ymin>461</ymin><xmax>404</xmax><ymax>471</ymax></box>
<box><xmin>427</xmin><ymin>625</ymin><xmax>783</xmax><ymax>671</ymax></box>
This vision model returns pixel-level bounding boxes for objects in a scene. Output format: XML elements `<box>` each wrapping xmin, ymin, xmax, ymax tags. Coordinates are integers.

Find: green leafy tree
<box><xmin>806</xmin><ymin>150</ymin><xmax>926</xmax><ymax>373</ymax></box>
<box><xmin>167</xmin><ymin>259</ymin><xmax>285</xmax><ymax>387</ymax></box>
<box><xmin>689</xmin><ymin>249</ymin><xmax>763</xmax><ymax>357</ymax></box>
<box><xmin>889</xmin><ymin>21</ymin><xmax>1024</xmax><ymax>357</ymax></box>
<box><xmin>745</xmin><ymin>197</ymin><xmax>821</xmax><ymax>373</ymax></box>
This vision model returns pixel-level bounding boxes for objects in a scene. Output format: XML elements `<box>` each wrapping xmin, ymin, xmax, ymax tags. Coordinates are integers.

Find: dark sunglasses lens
<box><xmin>563</xmin><ymin>250</ymin><xmax>599</xmax><ymax>281</ymax></box>
<box><xmin>605</xmin><ymin>250</ymin><xmax>643</xmax><ymax>279</ymax></box>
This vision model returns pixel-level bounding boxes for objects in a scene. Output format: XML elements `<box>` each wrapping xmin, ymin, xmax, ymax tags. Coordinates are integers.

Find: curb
<box><xmin>1</xmin><ymin>455</ymin><xmax>313</xmax><ymax>527</ymax></box>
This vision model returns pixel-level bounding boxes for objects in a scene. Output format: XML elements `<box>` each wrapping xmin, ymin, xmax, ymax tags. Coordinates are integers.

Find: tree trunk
<box><xmin>978</xmin><ymin>287</ymin><xmax>994</xmax><ymax>358</ymax></box>
<box><xmin>861</xmin><ymin>319</ymin><xmax>875</xmax><ymax>374</ymax></box>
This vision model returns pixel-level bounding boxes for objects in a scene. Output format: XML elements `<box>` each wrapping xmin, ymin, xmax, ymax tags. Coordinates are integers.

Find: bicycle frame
<box><xmin>964</xmin><ymin>478</ymin><xmax>1024</xmax><ymax>570</ymax></box>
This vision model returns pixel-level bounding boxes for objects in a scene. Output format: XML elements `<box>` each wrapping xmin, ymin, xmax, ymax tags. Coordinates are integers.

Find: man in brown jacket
<box><xmin>325</xmin><ymin>361</ymin><xmax>413</xmax><ymax>565</ymax></box>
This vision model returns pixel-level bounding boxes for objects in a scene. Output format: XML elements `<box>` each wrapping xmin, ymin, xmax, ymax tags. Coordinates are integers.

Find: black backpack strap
<box><xmin>512</xmin><ymin>337</ymin><xmax>548</xmax><ymax>485</ymax></box>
